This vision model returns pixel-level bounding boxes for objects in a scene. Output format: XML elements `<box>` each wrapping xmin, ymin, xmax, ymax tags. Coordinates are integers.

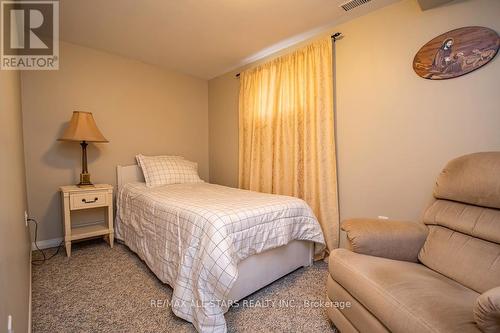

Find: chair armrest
<box><xmin>341</xmin><ymin>218</ymin><xmax>428</xmax><ymax>262</ymax></box>
<box><xmin>474</xmin><ymin>287</ymin><xmax>500</xmax><ymax>333</ymax></box>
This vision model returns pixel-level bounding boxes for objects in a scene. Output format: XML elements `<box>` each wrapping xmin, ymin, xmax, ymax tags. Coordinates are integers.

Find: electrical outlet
<box><xmin>24</xmin><ymin>211</ymin><xmax>28</xmax><ymax>227</ymax></box>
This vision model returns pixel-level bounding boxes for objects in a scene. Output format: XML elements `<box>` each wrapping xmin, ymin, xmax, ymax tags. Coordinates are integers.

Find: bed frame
<box><xmin>116</xmin><ymin>164</ymin><xmax>314</xmax><ymax>302</ymax></box>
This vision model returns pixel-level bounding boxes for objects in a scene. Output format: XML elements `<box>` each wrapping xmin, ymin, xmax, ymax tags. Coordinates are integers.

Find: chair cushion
<box><xmin>329</xmin><ymin>249</ymin><xmax>481</xmax><ymax>333</ymax></box>
<box><xmin>423</xmin><ymin>199</ymin><xmax>500</xmax><ymax>244</ymax></box>
<box><xmin>434</xmin><ymin>152</ymin><xmax>500</xmax><ymax>209</ymax></box>
<box><xmin>327</xmin><ymin>275</ymin><xmax>389</xmax><ymax>333</ymax></box>
<box><xmin>419</xmin><ymin>225</ymin><xmax>500</xmax><ymax>293</ymax></box>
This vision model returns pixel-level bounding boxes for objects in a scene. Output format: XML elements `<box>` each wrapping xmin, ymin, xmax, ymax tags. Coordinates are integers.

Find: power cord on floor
<box><xmin>28</xmin><ymin>218</ymin><xmax>63</xmax><ymax>265</ymax></box>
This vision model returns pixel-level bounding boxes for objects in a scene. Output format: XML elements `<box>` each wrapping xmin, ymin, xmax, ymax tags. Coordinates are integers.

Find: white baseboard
<box><xmin>31</xmin><ymin>237</ymin><xmax>63</xmax><ymax>250</ymax></box>
<box><xmin>29</xmin><ymin>247</ymin><xmax>32</xmax><ymax>333</ymax></box>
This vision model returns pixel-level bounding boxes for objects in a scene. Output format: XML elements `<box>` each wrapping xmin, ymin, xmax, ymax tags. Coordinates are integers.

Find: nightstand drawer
<box><xmin>70</xmin><ymin>191</ymin><xmax>107</xmax><ymax>210</ymax></box>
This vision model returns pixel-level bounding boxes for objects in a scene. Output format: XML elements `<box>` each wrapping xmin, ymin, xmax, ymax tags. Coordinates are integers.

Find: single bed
<box><xmin>115</xmin><ymin>164</ymin><xmax>325</xmax><ymax>333</ymax></box>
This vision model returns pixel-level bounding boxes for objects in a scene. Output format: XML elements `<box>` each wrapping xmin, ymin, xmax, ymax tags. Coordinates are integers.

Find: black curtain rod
<box><xmin>235</xmin><ymin>32</ymin><xmax>341</xmax><ymax>78</ymax></box>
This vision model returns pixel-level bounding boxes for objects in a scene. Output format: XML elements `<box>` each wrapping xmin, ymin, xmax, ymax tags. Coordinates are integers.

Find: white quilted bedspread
<box><xmin>115</xmin><ymin>182</ymin><xmax>325</xmax><ymax>332</ymax></box>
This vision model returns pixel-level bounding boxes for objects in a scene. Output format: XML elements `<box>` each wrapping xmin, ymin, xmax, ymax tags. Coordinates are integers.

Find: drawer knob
<box><xmin>82</xmin><ymin>197</ymin><xmax>99</xmax><ymax>204</ymax></box>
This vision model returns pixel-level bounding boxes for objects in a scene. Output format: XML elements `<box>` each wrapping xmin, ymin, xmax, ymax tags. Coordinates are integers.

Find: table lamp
<box><xmin>58</xmin><ymin>111</ymin><xmax>108</xmax><ymax>187</ymax></box>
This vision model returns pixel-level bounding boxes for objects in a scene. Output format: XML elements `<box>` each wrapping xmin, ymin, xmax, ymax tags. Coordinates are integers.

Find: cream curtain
<box><xmin>238</xmin><ymin>37</ymin><xmax>339</xmax><ymax>252</ymax></box>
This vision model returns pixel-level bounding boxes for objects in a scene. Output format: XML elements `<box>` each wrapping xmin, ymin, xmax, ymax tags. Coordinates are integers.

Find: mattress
<box><xmin>115</xmin><ymin>182</ymin><xmax>325</xmax><ymax>332</ymax></box>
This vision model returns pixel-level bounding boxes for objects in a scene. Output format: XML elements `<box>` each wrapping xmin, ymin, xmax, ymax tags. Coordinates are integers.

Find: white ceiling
<box><xmin>60</xmin><ymin>0</ymin><xmax>401</xmax><ymax>79</ymax></box>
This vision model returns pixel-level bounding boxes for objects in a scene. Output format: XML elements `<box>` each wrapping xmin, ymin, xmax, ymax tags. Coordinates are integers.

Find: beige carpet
<box><xmin>32</xmin><ymin>240</ymin><xmax>338</xmax><ymax>332</ymax></box>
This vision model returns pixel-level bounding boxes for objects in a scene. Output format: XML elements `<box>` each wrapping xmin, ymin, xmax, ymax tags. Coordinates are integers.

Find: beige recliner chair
<box><xmin>327</xmin><ymin>152</ymin><xmax>500</xmax><ymax>333</ymax></box>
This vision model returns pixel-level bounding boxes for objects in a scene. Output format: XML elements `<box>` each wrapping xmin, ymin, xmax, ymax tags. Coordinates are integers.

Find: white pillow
<box><xmin>136</xmin><ymin>154</ymin><xmax>203</xmax><ymax>187</ymax></box>
<box><xmin>136</xmin><ymin>154</ymin><xmax>183</xmax><ymax>168</ymax></box>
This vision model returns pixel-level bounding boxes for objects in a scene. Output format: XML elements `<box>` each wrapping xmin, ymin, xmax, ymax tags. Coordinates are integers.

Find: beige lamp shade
<box><xmin>58</xmin><ymin>111</ymin><xmax>108</xmax><ymax>142</ymax></box>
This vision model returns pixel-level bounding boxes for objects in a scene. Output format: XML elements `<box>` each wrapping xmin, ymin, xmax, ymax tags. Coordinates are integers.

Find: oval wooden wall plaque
<box><xmin>413</xmin><ymin>26</ymin><xmax>499</xmax><ymax>80</ymax></box>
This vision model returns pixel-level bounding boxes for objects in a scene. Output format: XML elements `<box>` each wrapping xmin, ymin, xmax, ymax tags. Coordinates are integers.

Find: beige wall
<box><xmin>208</xmin><ymin>0</ymin><xmax>500</xmax><ymax>223</ymax></box>
<box><xmin>22</xmin><ymin>42</ymin><xmax>209</xmax><ymax>242</ymax></box>
<box><xmin>208</xmin><ymin>74</ymin><xmax>240</xmax><ymax>188</ymax></box>
<box><xmin>0</xmin><ymin>71</ymin><xmax>31</xmax><ymax>332</ymax></box>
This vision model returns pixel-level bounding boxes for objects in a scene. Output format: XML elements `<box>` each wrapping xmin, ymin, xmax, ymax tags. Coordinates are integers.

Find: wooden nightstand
<box><xmin>60</xmin><ymin>184</ymin><xmax>114</xmax><ymax>257</ymax></box>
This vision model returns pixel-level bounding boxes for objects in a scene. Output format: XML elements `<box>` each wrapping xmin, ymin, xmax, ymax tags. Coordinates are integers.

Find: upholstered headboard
<box><xmin>116</xmin><ymin>164</ymin><xmax>144</xmax><ymax>192</ymax></box>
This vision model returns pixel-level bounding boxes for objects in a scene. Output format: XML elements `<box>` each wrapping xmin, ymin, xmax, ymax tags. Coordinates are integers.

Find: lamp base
<box><xmin>77</xmin><ymin>173</ymin><xmax>94</xmax><ymax>187</ymax></box>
